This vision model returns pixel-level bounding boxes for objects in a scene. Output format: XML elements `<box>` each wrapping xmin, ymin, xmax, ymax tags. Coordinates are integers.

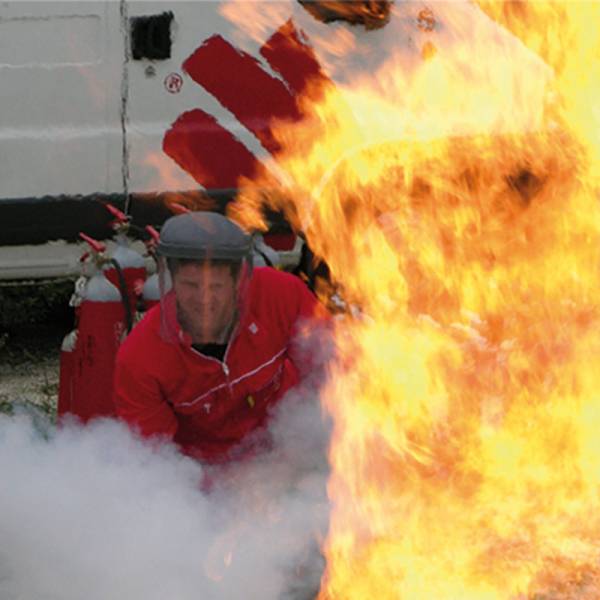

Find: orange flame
<box><xmin>141</xmin><ymin>153</ymin><xmax>218</xmax><ymax>213</ymax></box>
<box><xmin>229</xmin><ymin>1</ymin><xmax>600</xmax><ymax>597</ymax></box>
<box><xmin>219</xmin><ymin>0</ymin><xmax>293</xmax><ymax>45</ymax></box>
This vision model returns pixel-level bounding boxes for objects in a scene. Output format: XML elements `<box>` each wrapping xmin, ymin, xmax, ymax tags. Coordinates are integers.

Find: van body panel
<box><xmin>0</xmin><ymin>0</ymin><xmax>552</xmax><ymax>279</ymax></box>
<box><xmin>0</xmin><ymin>2</ymin><xmax>124</xmax><ymax>201</ymax></box>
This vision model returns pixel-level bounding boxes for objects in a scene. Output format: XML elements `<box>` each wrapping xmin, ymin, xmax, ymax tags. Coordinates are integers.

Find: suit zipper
<box><xmin>222</xmin><ymin>362</ymin><xmax>233</xmax><ymax>395</ymax></box>
<box><xmin>189</xmin><ymin>319</ymin><xmax>240</xmax><ymax>397</ymax></box>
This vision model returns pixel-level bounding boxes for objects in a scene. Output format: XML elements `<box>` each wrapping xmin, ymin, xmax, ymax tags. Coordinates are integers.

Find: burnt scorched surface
<box><xmin>297</xmin><ymin>0</ymin><xmax>393</xmax><ymax>29</ymax></box>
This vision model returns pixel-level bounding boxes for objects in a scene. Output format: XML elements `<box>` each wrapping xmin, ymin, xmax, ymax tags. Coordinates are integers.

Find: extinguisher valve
<box><xmin>145</xmin><ymin>225</ymin><xmax>160</xmax><ymax>242</ymax></box>
<box><xmin>169</xmin><ymin>202</ymin><xmax>191</xmax><ymax>215</ymax></box>
<box><xmin>79</xmin><ymin>232</ymin><xmax>107</xmax><ymax>256</ymax></box>
<box><xmin>104</xmin><ymin>202</ymin><xmax>130</xmax><ymax>233</ymax></box>
<box><xmin>144</xmin><ymin>225</ymin><xmax>160</xmax><ymax>257</ymax></box>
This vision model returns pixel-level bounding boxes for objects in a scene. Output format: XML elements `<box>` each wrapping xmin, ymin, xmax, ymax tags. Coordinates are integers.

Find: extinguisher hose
<box><xmin>109</xmin><ymin>258</ymin><xmax>134</xmax><ymax>334</ymax></box>
<box><xmin>255</xmin><ymin>247</ymin><xmax>274</xmax><ymax>268</ymax></box>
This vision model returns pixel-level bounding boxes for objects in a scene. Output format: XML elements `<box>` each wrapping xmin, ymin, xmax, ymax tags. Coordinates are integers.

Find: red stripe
<box><xmin>163</xmin><ymin>109</ymin><xmax>264</xmax><ymax>189</ymax></box>
<box><xmin>183</xmin><ymin>35</ymin><xmax>301</xmax><ymax>153</ymax></box>
<box><xmin>260</xmin><ymin>20</ymin><xmax>329</xmax><ymax>96</ymax></box>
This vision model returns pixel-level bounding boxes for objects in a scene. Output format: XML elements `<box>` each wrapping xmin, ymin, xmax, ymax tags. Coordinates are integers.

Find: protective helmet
<box><xmin>157</xmin><ymin>211</ymin><xmax>253</xmax><ymax>261</ymax></box>
<box><xmin>157</xmin><ymin>212</ymin><xmax>254</xmax><ymax>347</ymax></box>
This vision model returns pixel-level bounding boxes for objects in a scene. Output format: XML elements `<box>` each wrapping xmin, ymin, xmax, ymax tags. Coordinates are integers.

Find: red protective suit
<box><xmin>113</xmin><ymin>267</ymin><xmax>322</xmax><ymax>462</ymax></box>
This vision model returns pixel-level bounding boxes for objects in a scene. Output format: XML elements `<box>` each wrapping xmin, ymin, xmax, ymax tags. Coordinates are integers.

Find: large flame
<box><xmin>230</xmin><ymin>1</ymin><xmax>600</xmax><ymax>597</ymax></box>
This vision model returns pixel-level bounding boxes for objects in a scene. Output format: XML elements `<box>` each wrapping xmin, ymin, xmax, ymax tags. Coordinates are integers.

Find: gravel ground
<box><xmin>0</xmin><ymin>354</ymin><xmax>59</xmax><ymax>414</ymax></box>
<box><xmin>0</xmin><ymin>321</ymin><xmax>65</xmax><ymax>419</ymax></box>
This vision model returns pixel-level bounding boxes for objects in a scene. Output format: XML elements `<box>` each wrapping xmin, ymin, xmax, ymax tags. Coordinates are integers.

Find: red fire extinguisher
<box><xmin>58</xmin><ymin>233</ymin><xmax>128</xmax><ymax>422</ymax></box>
<box><xmin>57</xmin><ymin>274</ymin><xmax>86</xmax><ymax>417</ymax></box>
<box><xmin>141</xmin><ymin>225</ymin><xmax>161</xmax><ymax>311</ymax></box>
<box><xmin>103</xmin><ymin>203</ymin><xmax>146</xmax><ymax>321</ymax></box>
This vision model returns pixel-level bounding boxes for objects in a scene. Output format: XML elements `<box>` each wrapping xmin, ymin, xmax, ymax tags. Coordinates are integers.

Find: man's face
<box><xmin>172</xmin><ymin>262</ymin><xmax>237</xmax><ymax>344</ymax></box>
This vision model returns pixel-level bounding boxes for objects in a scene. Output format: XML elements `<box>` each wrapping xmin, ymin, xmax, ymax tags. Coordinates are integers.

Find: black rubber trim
<box><xmin>0</xmin><ymin>194</ymin><xmax>126</xmax><ymax>246</ymax></box>
<box><xmin>0</xmin><ymin>189</ymin><xmax>293</xmax><ymax>246</ymax></box>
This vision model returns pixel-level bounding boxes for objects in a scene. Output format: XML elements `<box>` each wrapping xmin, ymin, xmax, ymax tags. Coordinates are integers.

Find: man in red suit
<box><xmin>113</xmin><ymin>211</ymin><xmax>326</xmax><ymax>463</ymax></box>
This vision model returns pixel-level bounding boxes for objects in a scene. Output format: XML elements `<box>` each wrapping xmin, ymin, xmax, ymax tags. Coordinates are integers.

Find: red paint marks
<box><xmin>182</xmin><ymin>35</ymin><xmax>300</xmax><ymax>153</ymax></box>
<box><xmin>163</xmin><ymin>109</ymin><xmax>265</xmax><ymax>189</ymax></box>
<box><xmin>260</xmin><ymin>20</ymin><xmax>329</xmax><ymax>96</ymax></box>
<box><xmin>163</xmin><ymin>21</ymin><xmax>333</xmax><ymax>194</ymax></box>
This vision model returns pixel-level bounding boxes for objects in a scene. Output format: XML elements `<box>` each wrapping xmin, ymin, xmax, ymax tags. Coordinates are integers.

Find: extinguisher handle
<box><xmin>145</xmin><ymin>225</ymin><xmax>160</xmax><ymax>242</ymax></box>
<box><xmin>79</xmin><ymin>232</ymin><xmax>106</xmax><ymax>254</ymax></box>
<box><xmin>104</xmin><ymin>202</ymin><xmax>129</xmax><ymax>223</ymax></box>
<box><xmin>169</xmin><ymin>202</ymin><xmax>191</xmax><ymax>215</ymax></box>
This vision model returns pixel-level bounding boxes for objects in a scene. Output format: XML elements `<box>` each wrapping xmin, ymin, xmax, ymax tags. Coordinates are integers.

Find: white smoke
<box><xmin>0</xmin><ymin>376</ymin><xmax>330</xmax><ymax>600</ymax></box>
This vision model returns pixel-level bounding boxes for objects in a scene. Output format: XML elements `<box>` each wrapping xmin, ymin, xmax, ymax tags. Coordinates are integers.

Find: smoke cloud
<box><xmin>0</xmin><ymin>376</ymin><xmax>330</xmax><ymax>600</ymax></box>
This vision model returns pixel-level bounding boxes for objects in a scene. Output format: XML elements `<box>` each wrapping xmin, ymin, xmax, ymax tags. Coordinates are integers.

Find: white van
<box><xmin>0</xmin><ymin>1</ymin><xmax>549</xmax><ymax>280</ymax></box>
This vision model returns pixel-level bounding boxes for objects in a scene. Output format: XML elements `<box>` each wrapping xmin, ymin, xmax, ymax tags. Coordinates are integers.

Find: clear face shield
<box><xmin>158</xmin><ymin>255</ymin><xmax>253</xmax><ymax>346</ymax></box>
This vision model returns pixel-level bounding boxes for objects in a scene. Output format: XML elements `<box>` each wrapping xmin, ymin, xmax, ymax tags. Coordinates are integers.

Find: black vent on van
<box><xmin>130</xmin><ymin>11</ymin><xmax>173</xmax><ymax>60</ymax></box>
